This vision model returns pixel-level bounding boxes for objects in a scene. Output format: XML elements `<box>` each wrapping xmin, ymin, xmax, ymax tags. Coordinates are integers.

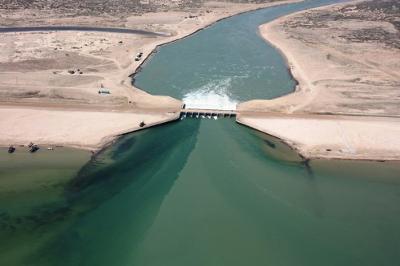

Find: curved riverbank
<box><xmin>130</xmin><ymin>0</ymin><xmax>303</xmax><ymax>92</ymax></box>
<box><xmin>3</xmin><ymin>1</ymin><xmax>400</xmax><ymax>265</ymax></box>
<box><xmin>237</xmin><ymin>0</ymin><xmax>400</xmax><ymax>161</ymax></box>
<box><xmin>0</xmin><ymin>0</ymin><xmax>303</xmax><ymax>151</ymax></box>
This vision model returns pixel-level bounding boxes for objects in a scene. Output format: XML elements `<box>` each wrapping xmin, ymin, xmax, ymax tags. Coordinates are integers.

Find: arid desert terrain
<box><xmin>238</xmin><ymin>0</ymin><xmax>400</xmax><ymax>160</ymax></box>
<box><xmin>0</xmin><ymin>0</ymin><xmax>298</xmax><ymax>150</ymax></box>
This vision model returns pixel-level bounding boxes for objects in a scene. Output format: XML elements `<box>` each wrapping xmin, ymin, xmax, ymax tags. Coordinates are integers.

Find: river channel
<box><xmin>1</xmin><ymin>1</ymin><xmax>400</xmax><ymax>265</ymax></box>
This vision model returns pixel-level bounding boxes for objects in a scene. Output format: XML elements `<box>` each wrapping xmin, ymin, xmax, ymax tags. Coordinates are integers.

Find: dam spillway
<box><xmin>180</xmin><ymin>108</ymin><xmax>236</xmax><ymax>118</ymax></box>
<box><xmin>2</xmin><ymin>0</ymin><xmax>399</xmax><ymax>265</ymax></box>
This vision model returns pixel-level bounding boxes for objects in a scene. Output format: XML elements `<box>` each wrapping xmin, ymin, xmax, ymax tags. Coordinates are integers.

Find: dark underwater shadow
<box><xmin>25</xmin><ymin>119</ymin><xmax>201</xmax><ymax>266</ymax></box>
<box><xmin>67</xmin><ymin>118</ymin><xmax>200</xmax><ymax>204</ymax></box>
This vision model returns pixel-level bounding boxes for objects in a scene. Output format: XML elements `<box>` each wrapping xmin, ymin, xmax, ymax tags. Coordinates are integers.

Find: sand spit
<box><xmin>238</xmin><ymin>114</ymin><xmax>400</xmax><ymax>161</ymax></box>
<box><xmin>0</xmin><ymin>0</ymin><xmax>300</xmax><ymax>150</ymax></box>
<box><xmin>238</xmin><ymin>0</ymin><xmax>400</xmax><ymax>160</ymax></box>
<box><xmin>0</xmin><ymin>107</ymin><xmax>178</xmax><ymax>151</ymax></box>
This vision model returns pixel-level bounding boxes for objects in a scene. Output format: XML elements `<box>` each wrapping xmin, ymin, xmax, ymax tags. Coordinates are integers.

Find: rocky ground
<box><xmin>283</xmin><ymin>0</ymin><xmax>399</xmax><ymax>49</ymax></box>
<box><xmin>0</xmin><ymin>0</ymin><xmax>281</xmax><ymax>26</ymax></box>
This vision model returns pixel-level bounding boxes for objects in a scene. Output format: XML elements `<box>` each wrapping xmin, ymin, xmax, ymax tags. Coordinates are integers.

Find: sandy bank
<box><xmin>238</xmin><ymin>0</ymin><xmax>400</xmax><ymax>160</ymax></box>
<box><xmin>0</xmin><ymin>107</ymin><xmax>178</xmax><ymax>151</ymax></box>
<box><xmin>0</xmin><ymin>0</ymin><xmax>300</xmax><ymax>150</ymax></box>
<box><xmin>238</xmin><ymin>114</ymin><xmax>400</xmax><ymax>161</ymax></box>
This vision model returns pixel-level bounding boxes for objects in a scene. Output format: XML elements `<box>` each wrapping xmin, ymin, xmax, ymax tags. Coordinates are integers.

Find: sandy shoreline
<box><xmin>238</xmin><ymin>0</ymin><xmax>400</xmax><ymax>161</ymax></box>
<box><xmin>237</xmin><ymin>113</ymin><xmax>400</xmax><ymax>161</ymax></box>
<box><xmin>0</xmin><ymin>106</ymin><xmax>178</xmax><ymax>151</ymax></box>
<box><xmin>0</xmin><ymin>0</ymin><xmax>301</xmax><ymax>151</ymax></box>
<box><xmin>128</xmin><ymin>0</ymin><xmax>304</xmax><ymax>99</ymax></box>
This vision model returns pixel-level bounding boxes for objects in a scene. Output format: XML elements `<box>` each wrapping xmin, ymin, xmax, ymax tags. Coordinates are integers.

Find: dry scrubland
<box><xmin>0</xmin><ymin>0</ymin><xmax>296</xmax><ymax>150</ymax></box>
<box><xmin>0</xmin><ymin>0</ymin><xmax>277</xmax><ymax>24</ymax></box>
<box><xmin>238</xmin><ymin>0</ymin><xmax>400</xmax><ymax>160</ymax></box>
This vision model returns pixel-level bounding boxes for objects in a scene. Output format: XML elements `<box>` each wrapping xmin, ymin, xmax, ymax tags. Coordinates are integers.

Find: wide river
<box><xmin>1</xmin><ymin>1</ymin><xmax>400</xmax><ymax>265</ymax></box>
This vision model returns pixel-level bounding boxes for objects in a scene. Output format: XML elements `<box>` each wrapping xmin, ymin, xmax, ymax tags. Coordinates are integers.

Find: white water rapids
<box><xmin>182</xmin><ymin>78</ymin><xmax>238</xmax><ymax>110</ymax></box>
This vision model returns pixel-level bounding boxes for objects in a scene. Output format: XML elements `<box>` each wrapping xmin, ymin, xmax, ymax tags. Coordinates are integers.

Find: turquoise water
<box><xmin>134</xmin><ymin>0</ymin><xmax>346</xmax><ymax>109</ymax></box>
<box><xmin>0</xmin><ymin>148</ymin><xmax>90</xmax><ymax>265</ymax></box>
<box><xmin>2</xmin><ymin>0</ymin><xmax>400</xmax><ymax>265</ymax></box>
<box><xmin>2</xmin><ymin>120</ymin><xmax>399</xmax><ymax>266</ymax></box>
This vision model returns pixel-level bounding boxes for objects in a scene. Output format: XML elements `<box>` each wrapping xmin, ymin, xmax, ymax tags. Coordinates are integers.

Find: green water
<box><xmin>2</xmin><ymin>121</ymin><xmax>399</xmax><ymax>266</ymax></box>
<box><xmin>0</xmin><ymin>148</ymin><xmax>90</xmax><ymax>265</ymax></box>
<box><xmin>134</xmin><ymin>0</ymin><xmax>346</xmax><ymax>107</ymax></box>
<box><xmin>2</xmin><ymin>0</ymin><xmax>400</xmax><ymax>265</ymax></box>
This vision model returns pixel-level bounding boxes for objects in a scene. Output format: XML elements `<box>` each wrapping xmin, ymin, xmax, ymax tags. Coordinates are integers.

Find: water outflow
<box><xmin>3</xmin><ymin>1</ymin><xmax>400</xmax><ymax>266</ymax></box>
<box><xmin>182</xmin><ymin>78</ymin><xmax>238</xmax><ymax>110</ymax></box>
<box><xmin>6</xmin><ymin>119</ymin><xmax>399</xmax><ymax>266</ymax></box>
<box><xmin>134</xmin><ymin>0</ymin><xmax>347</xmax><ymax>109</ymax></box>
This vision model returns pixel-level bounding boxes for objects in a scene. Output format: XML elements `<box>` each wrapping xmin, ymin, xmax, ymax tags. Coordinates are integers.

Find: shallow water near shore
<box><xmin>0</xmin><ymin>148</ymin><xmax>90</xmax><ymax>264</ymax></box>
<box><xmin>2</xmin><ymin>0</ymin><xmax>400</xmax><ymax>265</ymax></box>
<box><xmin>2</xmin><ymin>120</ymin><xmax>400</xmax><ymax>266</ymax></box>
